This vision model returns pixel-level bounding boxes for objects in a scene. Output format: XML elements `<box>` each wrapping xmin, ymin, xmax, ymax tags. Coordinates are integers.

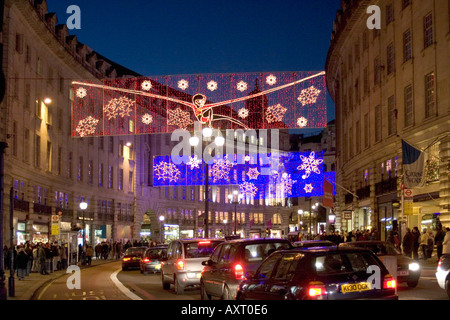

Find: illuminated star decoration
<box><xmin>266</xmin><ymin>104</ymin><xmax>287</xmax><ymax>123</ymax></box>
<box><xmin>76</xmin><ymin>116</ymin><xmax>99</xmax><ymax>137</ymax></box>
<box><xmin>104</xmin><ymin>96</ymin><xmax>134</xmax><ymax>120</ymax></box>
<box><xmin>280</xmin><ymin>173</ymin><xmax>297</xmax><ymax>196</ymax></box>
<box><xmin>238</xmin><ymin>108</ymin><xmax>249</xmax><ymax>119</ymax></box>
<box><xmin>207</xmin><ymin>80</ymin><xmax>218</xmax><ymax>91</ymax></box>
<box><xmin>236</xmin><ymin>81</ymin><xmax>248</xmax><ymax>92</ymax></box>
<box><xmin>298</xmin><ymin>86</ymin><xmax>321</xmax><ymax>106</ymax></box>
<box><xmin>239</xmin><ymin>181</ymin><xmax>258</xmax><ymax>197</ymax></box>
<box><xmin>141</xmin><ymin>80</ymin><xmax>152</xmax><ymax>91</ymax></box>
<box><xmin>246</xmin><ymin>168</ymin><xmax>260</xmax><ymax>180</ymax></box>
<box><xmin>297</xmin><ymin>151</ymin><xmax>324</xmax><ymax>179</ymax></box>
<box><xmin>76</xmin><ymin>87</ymin><xmax>87</xmax><ymax>99</ymax></box>
<box><xmin>266</xmin><ymin>74</ymin><xmax>277</xmax><ymax>86</ymax></box>
<box><xmin>187</xmin><ymin>155</ymin><xmax>201</xmax><ymax>170</ymax></box>
<box><xmin>303</xmin><ymin>183</ymin><xmax>314</xmax><ymax>193</ymax></box>
<box><xmin>297</xmin><ymin>117</ymin><xmax>308</xmax><ymax>128</ymax></box>
<box><xmin>177</xmin><ymin>79</ymin><xmax>189</xmax><ymax>90</ymax></box>
<box><xmin>167</xmin><ymin>108</ymin><xmax>194</xmax><ymax>129</ymax></box>
<box><xmin>153</xmin><ymin>161</ymin><xmax>181</xmax><ymax>183</ymax></box>
<box><xmin>141</xmin><ymin>113</ymin><xmax>153</xmax><ymax>125</ymax></box>
<box><xmin>210</xmin><ymin>156</ymin><xmax>234</xmax><ymax>183</ymax></box>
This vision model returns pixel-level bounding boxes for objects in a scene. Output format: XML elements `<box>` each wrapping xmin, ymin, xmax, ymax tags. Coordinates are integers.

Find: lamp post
<box><xmin>79</xmin><ymin>201</ymin><xmax>87</xmax><ymax>249</ymax></box>
<box><xmin>159</xmin><ymin>215</ymin><xmax>165</xmax><ymax>243</ymax></box>
<box><xmin>0</xmin><ymin>142</ymin><xmax>8</xmax><ymax>300</ymax></box>
<box><xmin>189</xmin><ymin>125</ymin><xmax>224</xmax><ymax>239</ymax></box>
<box><xmin>297</xmin><ymin>209</ymin><xmax>303</xmax><ymax>235</ymax></box>
<box><xmin>228</xmin><ymin>190</ymin><xmax>242</xmax><ymax>235</ymax></box>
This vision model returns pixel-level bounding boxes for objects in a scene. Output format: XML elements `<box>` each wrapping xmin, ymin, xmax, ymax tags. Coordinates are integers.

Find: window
<box><xmin>118</xmin><ymin>169</ymin><xmax>123</xmax><ymax>190</ymax></box>
<box><xmin>364</xmin><ymin>113</ymin><xmax>369</xmax><ymax>148</ymax></box>
<box><xmin>424</xmin><ymin>13</ymin><xmax>433</xmax><ymax>49</ymax></box>
<box><xmin>403</xmin><ymin>29</ymin><xmax>412</xmax><ymax>62</ymax></box>
<box><xmin>387</xmin><ymin>43</ymin><xmax>395</xmax><ymax>75</ymax></box>
<box><xmin>57</xmin><ymin>147</ymin><xmax>62</xmax><ymax>175</ymax></box>
<box><xmin>375</xmin><ymin>105</ymin><xmax>382</xmax><ymax>142</ymax></box>
<box><xmin>98</xmin><ymin>163</ymin><xmax>104</xmax><ymax>187</ymax></box>
<box><xmin>68</xmin><ymin>152</ymin><xmax>72</xmax><ymax>178</ymax></box>
<box><xmin>129</xmin><ymin>171</ymin><xmax>134</xmax><ymax>192</ymax></box>
<box><xmin>15</xmin><ymin>33</ymin><xmax>23</xmax><ymax>54</ymax></box>
<box><xmin>47</xmin><ymin>141</ymin><xmax>52</xmax><ymax>172</ymax></box>
<box><xmin>355</xmin><ymin>120</ymin><xmax>361</xmax><ymax>154</ymax></box>
<box><xmin>78</xmin><ymin>156</ymin><xmax>83</xmax><ymax>181</ymax></box>
<box><xmin>108</xmin><ymin>137</ymin><xmax>114</xmax><ymax>153</ymax></box>
<box><xmin>387</xmin><ymin>95</ymin><xmax>396</xmax><ymax>135</ymax></box>
<box><xmin>374</xmin><ymin>57</ymin><xmax>381</xmax><ymax>85</ymax></box>
<box><xmin>108</xmin><ymin>166</ymin><xmax>113</xmax><ymax>188</ymax></box>
<box><xmin>34</xmin><ymin>134</ymin><xmax>40</xmax><ymax>167</ymax></box>
<box><xmin>386</xmin><ymin>4</ymin><xmax>394</xmax><ymax>26</ymax></box>
<box><xmin>273</xmin><ymin>253</ymin><xmax>302</xmax><ymax>280</ymax></box>
<box><xmin>363</xmin><ymin>67</ymin><xmax>369</xmax><ymax>95</ymax></box>
<box><xmin>24</xmin><ymin>129</ymin><xmax>30</xmax><ymax>163</ymax></box>
<box><xmin>25</xmin><ymin>84</ymin><xmax>31</xmax><ymax>110</ymax></box>
<box><xmin>425</xmin><ymin>72</ymin><xmax>435</xmax><ymax>118</ymax></box>
<box><xmin>255</xmin><ymin>253</ymin><xmax>280</xmax><ymax>279</ymax></box>
<box><xmin>88</xmin><ymin>160</ymin><xmax>93</xmax><ymax>184</ymax></box>
<box><xmin>12</xmin><ymin>121</ymin><xmax>17</xmax><ymax>157</ymax></box>
<box><xmin>402</xmin><ymin>0</ymin><xmax>411</xmax><ymax>10</ymax></box>
<box><xmin>404</xmin><ymin>85</ymin><xmax>413</xmax><ymax>127</ymax></box>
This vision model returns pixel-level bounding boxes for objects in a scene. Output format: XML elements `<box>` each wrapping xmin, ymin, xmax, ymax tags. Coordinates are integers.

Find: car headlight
<box><xmin>409</xmin><ymin>262</ymin><xmax>420</xmax><ymax>271</ymax></box>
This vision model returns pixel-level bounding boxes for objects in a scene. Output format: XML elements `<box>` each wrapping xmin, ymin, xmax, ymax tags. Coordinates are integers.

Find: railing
<box><xmin>13</xmin><ymin>198</ymin><xmax>30</xmax><ymax>212</ymax></box>
<box><xmin>33</xmin><ymin>203</ymin><xmax>52</xmax><ymax>215</ymax></box>
<box><xmin>356</xmin><ymin>185</ymin><xmax>371</xmax><ymax>200</ymax></box>
<box><xmin>375</xmin><ymin>177</ymin><xmax>398</xmax><ymax>195</ymax></box>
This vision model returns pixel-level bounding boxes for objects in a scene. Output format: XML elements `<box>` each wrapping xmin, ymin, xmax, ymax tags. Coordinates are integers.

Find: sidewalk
<box><xmin>4</xmin><ymin>258</ymin><xmax>116</xmax><ymax>300</ymax></box>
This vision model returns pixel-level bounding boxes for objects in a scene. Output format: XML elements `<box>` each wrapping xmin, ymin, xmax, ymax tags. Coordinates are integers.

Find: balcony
<box><xmin>33</xmin><ymin>202</ymin><xmax>52</xmax><ymax>215</ymax></box>
<box><xmin>375</xmin><ymin>177</ymin><xmax>398</xmax><ymax>196</ymax></box>
<box><xmin>356</xmin><ymin>186</ymin><xmax>371</xmax><ymax>200</ymax></box>
<box><xmin>13</xmin><ymin>198</ymin><xmax>30</xmax><ymax>212</ymax></box>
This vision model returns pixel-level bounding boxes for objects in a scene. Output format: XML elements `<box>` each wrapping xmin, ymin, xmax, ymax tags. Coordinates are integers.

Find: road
<box><xmin>34</xmin><ymin>261</ymin><xmax>448</xmax><ymax>300</ymax></box>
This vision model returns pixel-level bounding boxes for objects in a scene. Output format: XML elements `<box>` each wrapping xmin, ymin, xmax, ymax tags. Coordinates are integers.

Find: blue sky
<box><xmin>45</xmin><ymin>0</ymin><xmax>339</xmax><ymax>122</ymax></box>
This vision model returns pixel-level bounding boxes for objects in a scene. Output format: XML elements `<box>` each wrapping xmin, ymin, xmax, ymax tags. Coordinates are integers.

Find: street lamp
<box><xmin>79</xmin><ymin>201</ymin><xmax>87</xmax><ymax>248</ymax></box>
<box><xmin>228</xmin><ymin>190</ymin><xmax>242</xmax><ymax>235</ymax></box>
<box><xmin>159</xmin><ymin>215</ymin><xmax>165</xmax><ymax>243</ymax></box>
<box><xmin>297</xmin><ymin>209</ymin><xmax>303</xmax><ymax>234</ymax></box>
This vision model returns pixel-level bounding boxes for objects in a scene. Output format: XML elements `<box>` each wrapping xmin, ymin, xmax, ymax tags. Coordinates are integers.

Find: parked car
<box><xmin>236</xmin><ymin>246</ymin><xmax>398</xmax><ymax>300</ymax></box>
<box><xmin>161</xmin><ymin>238</ymin><xmax>223</xmax><ymax>294</ymax></box>
<box><xmin>200</xmin><ymin>238</ymin><xmax>292</xmax><ymax>300</ymax></box>
<box><xmin>140</xmin><ymin>245</ymin><xmax>168</xmax><ymax>274</ymax></box>
<box><xmin>292</xmin><ymin>240</ymin><xmax>337</xmax><ymax>248</ymax></box>
<box><xmin>122</xmin><ymin>247</ymin><xmax>147</xmax><ymax>271</ymax></box>
<box><xmin>339</xmin><ymin>241</ymin><xmax>421</xmax><ymax>287</ymax></box>
<box><xmin>436</xmin><ymin>254</ymin><xmax>450</xmax><ymax>299</ymax></box>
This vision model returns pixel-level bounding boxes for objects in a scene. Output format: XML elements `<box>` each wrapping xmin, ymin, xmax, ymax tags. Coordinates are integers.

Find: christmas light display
<box><xmin>76</xmin><ymin>116</ymin><xmax>99</xmax><ymax>137</ymax></box>
<box><xmin>71</xmin><ymin>71</ymin><xmax>326</xmax><ymax>137</ymax></box>
<box><xmin>152</xmin><ymin>150</ymin><xmax>335</xmax><ymax>199</ymax></box>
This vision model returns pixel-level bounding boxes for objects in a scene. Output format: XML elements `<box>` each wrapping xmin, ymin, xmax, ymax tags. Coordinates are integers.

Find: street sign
<box><xmin>404</xmin><ymin>201</ymin><xmax>413</xmax><ymax>215</ymax></box>
<box><xmin>343</xmin><ymin>211</ymin><xmax>352</xmax><ymax>220</ymax></box>
<box><xmin>404</xmin><ymin>189</ymin><xmax>413</xmax><ymax>198</ymax></box>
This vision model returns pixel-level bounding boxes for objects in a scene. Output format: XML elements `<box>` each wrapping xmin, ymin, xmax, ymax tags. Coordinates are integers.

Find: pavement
<box><xmin>3</xmin><ymin>258</ymin><xmax>117</xmax><ymax>300</ymax></box>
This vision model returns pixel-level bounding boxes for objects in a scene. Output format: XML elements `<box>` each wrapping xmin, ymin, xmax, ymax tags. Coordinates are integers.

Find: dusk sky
<box><xmin>45</xmin><ymin>0</ymin><xmax>339</xmax><ymax>122</ymax></box>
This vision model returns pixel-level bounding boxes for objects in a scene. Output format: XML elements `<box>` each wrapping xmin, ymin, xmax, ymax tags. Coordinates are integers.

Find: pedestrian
<box><xmin>434</xmin><ymin>227</ymin><xmax>446</xmax><ymax>260</ymax></box>
<box><xmin>412</xmin><ymin>227</ymin><xmax>420</xmax><ymax>260</ymax></box>
<box><xmin>45</xmin><ymin>243</ymin><xmax>53</xmax><ymax>272</ymax></box>
<box><xmin>25</xmin><ymin>244</ymin><xmax>33</xmax><ymax>276</ymax></box>
<box><xmin>402</xmin><ymin>228</ymin><xmax>414</xmax><ymax>258</ymax></box>
<box><xmin>86</xmin><ymin>245</ymin><xmax>94</xmax><ymax>265</ymax></box>
<box><xmin>442</xmin><ymin>227</ymin><xmax>450</xmax><ymax>255</ymax></box>
<box><xmin>16</xmin><ymin>246</ymin><xmax>28</xmax><ymax>280</ymax></box>
<box><xmin>95</xmin><ymin>243</ymin><xmax>102</xmax><ymax>260</ymax></box>
<box><xmin>419</xmin><ymin>228</ymin><xmax>429</xmax><ymax>260</ymax></box>
<box><xmin>32</xmin><ymin>244</ymin><xmax>39</xmax><ymax>272</ymax></box>
<box><xmin>60</xmin><ymin>243</ymin><xmax>68</xmax><ymax>269</ymax></box>
<box><xmin>38</xmin><ymin>243</ymin><xmax>48</xmax><ymax>275</ymax></box>
<box><xmin>426</xmin><ymin>230</ymin><xmax>434</xmax><ymax>259</ymax></box>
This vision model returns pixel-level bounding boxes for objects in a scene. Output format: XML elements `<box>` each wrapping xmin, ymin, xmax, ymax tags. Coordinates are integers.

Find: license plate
<box><xmin>398</xmin><ymin>270</ymin><xmax>409</xmax><ymax>276</ymax></box>
<box><xmin>341</xmin><ymin>282</ymin><xmax>371</xmax><ymax>293</ymax></box>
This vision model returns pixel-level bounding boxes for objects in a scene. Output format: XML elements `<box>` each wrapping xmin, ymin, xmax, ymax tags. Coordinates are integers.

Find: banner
<box><xmin>322</xmin><ymin>178</ymin><xmax>334</xmax><ymax>208</ymax></box>
<box><xmin>402</xmin><ymin>140</ymin><xmax>424</xmax><ymax>188</ymax></box>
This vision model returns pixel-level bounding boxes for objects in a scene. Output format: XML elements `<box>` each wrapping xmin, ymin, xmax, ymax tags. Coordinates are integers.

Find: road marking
<box><xmin>110</xmin><ymin>268</ymin><xmax>143</xmax><ymax>300</ymax></box>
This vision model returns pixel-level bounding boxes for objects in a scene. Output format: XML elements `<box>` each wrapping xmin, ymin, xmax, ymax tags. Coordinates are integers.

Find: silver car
<box><xmin>161</xmin><ymin>238</ymin><xmax>223</xmax><ymax>294</ymax></box>
<box><xmin>436</xmin><ymin>254</ymin><xmax>450</xmax><ymax>299</ymax></box>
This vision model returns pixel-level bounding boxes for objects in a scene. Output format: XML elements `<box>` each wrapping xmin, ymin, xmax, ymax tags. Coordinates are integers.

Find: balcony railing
<box><xmin>356</xmin><ymin>186</ymin><xmax>371</xmax><ymax>200</ymax></box>
<box><xmin>33</xmin><ymin>203</ymin><xmax>52</xmax><ymax>215</ymax></box>
<box><xmin>14</xmin><ymin>198</ymin><xmax>30</xmax><ymax>212</ymax></box>
<box><xmin>375</xmin><ymin>177</ymin><xmax>398</xmax><ymax>195</ymax></box>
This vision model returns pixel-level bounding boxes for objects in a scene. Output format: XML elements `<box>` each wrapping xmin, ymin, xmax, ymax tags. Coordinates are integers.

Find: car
<box><xmin>436</xmin><ymin>254</ymin><xmax>450</xmax><ymax>299</ymax></box>
<box><xmin>161</xmin><ymin>238</ymin><xmax>224</xmax><ymax>294</ymax></box>
<box><xmin>140</xmin><ymin>245</ymin><xmax>168</xmax><ymax>274</ymax></box>
<box><xmin>200</xmin><ymin>238</ymin><xmax>292</xmax><ymax>300</ymax></box>
<box><xmin>339</xmin><ymin>241</ymin><xmax>421</xmax><ymax>287</ymax></box>
<box><xmin>236</xmin><ymin>246</ymin><xmax>398</xmax><ymax>300</ymax></box>
<box><xmin>122</xmin><ymin>246</ymin><xmax>147</xmax><ymax>271</ymax></box>
<box><xmin>292</xmin><ymin>240</ymin><xmax>337</xmax><ymax>248</ymax></box>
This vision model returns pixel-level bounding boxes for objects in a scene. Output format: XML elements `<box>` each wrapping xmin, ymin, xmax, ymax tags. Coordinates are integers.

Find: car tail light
<box><xmin>198</xmin><ymin>240</ymin><xmax>211</xmax><ymax>245</ymax></box>
<box><xmin>383</xmin><ymin>274</ymin><xmax>396</xmax><ymax>289</ymax></box>
<box><xmin>307</xmin><ymin>282</ymin><xmax>327</xmax><ymax>299</ymax></box>
<box><xmin>177</xmin><ymin>259</ymin><xmax>185</xmax><ymax>270</ymax></box>
<box><xmin>234</xmin><ymin>263</ymin><xmax>244</xmax><ymax>280</ymax></box>
<box><xmin>142</xmin><ymin>258</ymin><xmax>151</xmax><ymax>263</ymax></box>
<box><xmin>122</xmin><ymin>257</ymin><xmax>131</xmax><ymax>262</ymax></box>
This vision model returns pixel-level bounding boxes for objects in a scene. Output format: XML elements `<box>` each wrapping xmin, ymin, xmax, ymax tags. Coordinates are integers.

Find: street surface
<box><xmin>34</xmin><ymin>261</ymin><xmax>448</xmax><ymax>300</ymax></box>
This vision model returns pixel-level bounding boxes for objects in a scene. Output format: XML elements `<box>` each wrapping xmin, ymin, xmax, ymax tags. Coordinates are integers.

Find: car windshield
<box><xmin>314</xmin><ymin>252</ymin><xmax>380</xmax><ymax>275</ymax></box>
<box><xmin>351</xmin><ymin>243</ymin><xmax>401</xmax><ymax>256</ymax></box>
<box><xmin>125</xmin><ymin>248</ymin><xmax>145</xmax><ymax>255</ymax></box>
<box><xmin>184</xmin><ymin>241</ymin><xmax>221</xmax><ymax>258</ymax></box>
<box><xmin>146</xmin><ymin>248</ymin><xmax>166</xmax><ymax>259</ymax></box>
<box><xmin>244</xmin><ymin>242</ymin><xmax>291</xmax><ymax>262</ymax></box>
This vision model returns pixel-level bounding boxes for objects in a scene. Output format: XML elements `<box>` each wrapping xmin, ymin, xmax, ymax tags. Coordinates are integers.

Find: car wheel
<box><xmin>161</xmin><ymin>272</ymin><xmax>170</xmax><ymax>290</ymax></box>
<box><xmin>174</xmin><ymin>276</ymin><xmax>185</xmax><ymax>295</ymax></box>
<box><xmin>200</xmin><ymin>280</ymin><xmax>211</xmax><ymax>300</ymax></box>
<box><xmin>407</xmin><ymin>280</ymin><xmax>419</xmax><ymax>288</ymax></box>
<box><xmin>222</xmin><ymin>285</ymin><xmax>233</xmax><ymax>300</ymax></box>
<box><xmin>122</xmin><ymin>266</ymin><xmax>127</xmax><ymax>271</ymax></box>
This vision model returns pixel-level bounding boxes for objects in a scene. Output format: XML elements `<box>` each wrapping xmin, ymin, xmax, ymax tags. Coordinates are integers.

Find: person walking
<box><xmin>434</xmin><ymin>227</ymin><xmax>446</xmax><ymax>260</ymax></box>
<box><xmin>38</xmin><ymin>243</ymin><xmax>48</xmax><ymax>275</ymax></box>
<box><xmin>442</xmin><ymin>227</ymin><xmax>450</xmax><ymax>255</ymax></box>
<box><xmin>32</xmin><ymin>244</ymin><xmax>39</xmax><ymax>272</ymax></box>
<box><xmin>419</xmin><ymin>228</ymin><xmax>429</xmax><ymax>260</ymax></box>
<box><xmin>16</xmin><ymin>246</ymin><xmax>28</xmax><ymax>280</ymax></box>
<box><xmin>426</xmin><ymin>229</ymin><xmax>434</xmax><ymax>259</ymax></box>
<box><xmin>86</xmin><ymin>245</ymin><xmax>94</xmax><ymax>266</ymax></box>
<box><xmin>402</xmin><ymin>228</ymin><xmax>414</xmax><ymax>258</ymax></box>
<box><xmin>412</xmin><ymin>227</ymin><xmax>420</xmax><ymax>260</ymax></box>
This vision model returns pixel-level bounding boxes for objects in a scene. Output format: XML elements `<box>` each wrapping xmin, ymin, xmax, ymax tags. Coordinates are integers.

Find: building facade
<box><xmin>1</xmin><ymin>0</ymin><xmax>141</xmax><ymax>247</ymax></box>
<box><xmin>325</xmin><ymin>0</ymin><xmax>450</xmax><ymax>240</ymax></box>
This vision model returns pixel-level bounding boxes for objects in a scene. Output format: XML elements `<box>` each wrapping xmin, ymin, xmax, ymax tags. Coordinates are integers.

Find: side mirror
<box><xmin>245</xmin><ymin>271</ymin><xmax>255</xmax><ymax>280</ymax></box>
<box><xmin>202</xmin><ymin>259</ymin><xmax>214</xmax><ymax>266</ymax></box>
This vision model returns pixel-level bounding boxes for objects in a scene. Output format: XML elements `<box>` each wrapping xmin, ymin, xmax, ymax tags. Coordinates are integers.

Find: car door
<box><xmin>202</xmin><ymin>243</ymin><xmax>223</xmax><ymax>296</ymax></box>
<box><xmin>265</xmin><ymin>253</ymin><xmax>302</xmax><ymax>300</ymax></box>
<box><xmin>242</xmin><ymin>253</ymin><xmax>281</xmax><ymax>300</ymax></box>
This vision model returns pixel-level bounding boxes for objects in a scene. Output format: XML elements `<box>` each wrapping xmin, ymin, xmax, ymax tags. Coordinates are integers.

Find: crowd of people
<box><xmin>306</xmin><ymin>226</ymin><xmax>450</xmax><ymax>261</ymax></box>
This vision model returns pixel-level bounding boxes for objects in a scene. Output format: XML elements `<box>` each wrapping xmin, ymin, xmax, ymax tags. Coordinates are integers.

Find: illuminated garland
<box><xmin>297</xmin><ymin>151</ymin><xmax>323</xmax><ymax>179</ymax></box>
